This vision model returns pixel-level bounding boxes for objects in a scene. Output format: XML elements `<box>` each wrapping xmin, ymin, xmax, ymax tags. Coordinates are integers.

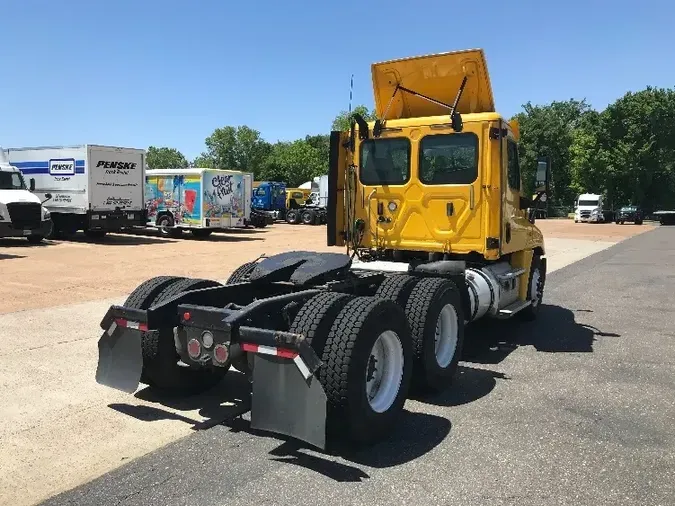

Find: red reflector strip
<box><xmin>241</xmin><ymin>342</ymin><xmax>298</xmax><ymax>359</ymax></box>
<box><xmin>114</xmin><ymin>318</ymin><xmax>148</xmax><ymax>332</ymax></box>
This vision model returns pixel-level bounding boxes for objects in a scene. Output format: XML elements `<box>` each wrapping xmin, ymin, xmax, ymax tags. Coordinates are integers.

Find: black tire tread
<box><xmin>405</xmin><ymin>277</ymin><xmax>453</xmax><ymax>358</ymax></box>
<box><xmin>226</xmin><ymin>261</ymin><xmax>258</xmax><ymax>284</ymax></box>
<box><xmin>375</xmin><ymin>274</ymin><xmax>421</xmax><ymax>307</ymax></box>
<box><xmin>124</xmin><ymin>276</ymin><xmax>185</xmax><ymax>309</ymax></box>
<box><xmin>320</xmin><ymin>296</ymin><xmax>399</xmax><ymax>405</ymax></box>
<box><xmin>142</xmin><ymin>277</ymin><xmax>225</xmax><ymax>392</ymax></box>
<box><xmin>289</xmin><ymin>292</ymin><xmax>354</xmax><ymax>353</ymax></box>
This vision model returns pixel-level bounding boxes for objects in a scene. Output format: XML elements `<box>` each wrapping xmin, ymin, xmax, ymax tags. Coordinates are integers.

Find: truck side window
<box><xmin>507</xmin><ymin>139</ymin><xmax>521</xmax><ymax>191</ymax></box>
<box><xmin>419</xmin><ymin>133</ymin><xmax>478</xmax><ymax>185</ymax></box>
<box><xmin>359</xmin><ymin>138</ymin><xmax>411</xmax><ymax>186</ymax></box>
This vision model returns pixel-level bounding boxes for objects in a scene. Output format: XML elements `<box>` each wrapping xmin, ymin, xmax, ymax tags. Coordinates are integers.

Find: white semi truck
<box><xmin>5</xmin><ymin>145</ymin><xmax>147</xmax><ymax>239</ymax></box>
<box><xmin>574</xmin><ymin>193</ymin><xmax>605</xmax><ymax>223</ymax></box>
<box><xmin>0</xmin><ymin>148</ymin><xmax>53</xmax><ymax>243</ymax></box>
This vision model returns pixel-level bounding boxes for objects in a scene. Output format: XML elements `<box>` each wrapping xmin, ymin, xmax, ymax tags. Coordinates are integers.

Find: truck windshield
<box><xmin>578</xmin><ymin>200</ymin><xmax>599</xmax><ymax>206</ymax></box>
<box><xmin>419</xmin><ymin>133</ymin><xmax>478</xmax><ymax>184</ymax></box>
<box><xmin>0</xmin><ymin>171</ymin><xmax>26</xmax><ymax>190</ymax></box>
<box><xmin>359</xmin><ymin>138</ymin><xmax>411</xmax><ymax>185</ymax></box>
<box><xmin>255</xmin><ymin>187</ymin><xmax>266</xmax><ymax>196</ymax></box>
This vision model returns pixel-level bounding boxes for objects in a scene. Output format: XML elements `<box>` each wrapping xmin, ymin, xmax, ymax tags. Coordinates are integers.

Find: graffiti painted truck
<box><xmin>5</xmin><ymin>145</ymin><xmax>147</xmax><ymax>239</ymax></box>
<box><xmin>145</xmin><ymin>168</ymin><xmax>267</xmax><ymax>238</ymax></box>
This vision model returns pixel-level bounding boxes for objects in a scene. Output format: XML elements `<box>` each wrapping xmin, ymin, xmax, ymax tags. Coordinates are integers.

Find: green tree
<box><xmin>260</xmin><ymin>139</ymin><xmax>326</xmax><ymax>187</ymax></box>
<box><xmin>196</xmin><ymin>125</ymin><xmax>272</xmax><ymax>177</ymax></box>
<box><xmin>304</xmin><ymin>134</ymin><xmax>330</xmax><ymax>166</ymax></box>
<box><xmin>570</xmin><ymin>87</ymin><xmax>675</xmax><ymax>210</ymax></box>
<box><xmin>146</xmin><ymin>146</ymin><xmax>188</xmax><ymax>170</ymax></box>
<box><xmin>511</xmin><ymin>99</ymin><xmax>593</xmax><ymax>206</ymax></box>
<box><xmin>331</xmin><ymin>105</ymin><xmax>377</xmax><ymax>131</ymax></box>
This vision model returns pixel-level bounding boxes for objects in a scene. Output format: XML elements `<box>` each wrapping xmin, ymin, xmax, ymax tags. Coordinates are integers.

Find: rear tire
<box><xmin>190</xmin><ymin>229</ymin><xmax>213</xmax><ymax>238</ymax></box>
<box><xmin>375</xmin><ymin>274</ymin><xmax>422</xmax><ymax>307</ymax></box>
<box><xmin>318</xmin><ymin>296</ymin><xmax>413</xmax><ymax>446</ymax></box>
<box><xmin>27</xmin><ymin>234</ymin><xmax>45</xmax><ymax>244</ymax></box>
<box><xmin>141</xmin><ymin>278</ymin><xmax>227</xmax><ymax>393</ymax></box>
<box><xmin>300</xmin><ymin>209</ymin><xmax>315</xmax><ymax>225</ymax></box>
<box><xmin>226</xmin><ymin>260</ymin><xmax>258</xmax><ymax>284</ymax></box>
<box><xmin>404</xmin><ymin>277</ymin><xmax>465</xmax><ymax>392</ymax></box>
<box><xmin>285</xmin><ymin>209</ymin><xmax>300</xmax><ymax>224</ymax></box>
<box><xmin>289</xmin><ymin>292</ymin><xmax>354</xmax><ymax>354</ymax></box>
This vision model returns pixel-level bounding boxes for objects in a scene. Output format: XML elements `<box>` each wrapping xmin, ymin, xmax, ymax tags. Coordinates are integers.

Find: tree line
<box><xmin>147</xmin><ymin>87</ymin><xmax>675</xmax><ymax>210</ymax></box>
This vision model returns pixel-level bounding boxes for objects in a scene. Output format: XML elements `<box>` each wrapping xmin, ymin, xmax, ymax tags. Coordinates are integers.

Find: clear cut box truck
<box><xmin>4</xmin><ymin>144</ymin><xmax>147</xmax><ymax>239</ymax></box>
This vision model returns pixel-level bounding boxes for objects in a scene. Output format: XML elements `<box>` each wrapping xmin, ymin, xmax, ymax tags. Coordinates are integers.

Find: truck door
<box><xmin>500</xmin><ymin>126</ymin><xmax>529</xmax><ymax>253</ymax></box>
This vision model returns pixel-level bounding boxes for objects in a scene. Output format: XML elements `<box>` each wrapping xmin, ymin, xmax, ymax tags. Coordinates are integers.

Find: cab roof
<box><xmin>371</xmin><ymin>48</ymin><xmax>495</xmax><ymax>120</ymax></box>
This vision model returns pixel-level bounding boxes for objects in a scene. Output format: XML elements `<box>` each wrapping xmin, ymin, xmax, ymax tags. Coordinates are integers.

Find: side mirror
<box><xmin>535</xmin><ymin>156</ymin><xmax>551</xmax><ymax>193</ymax></box>
<box><xmin>43</xmin><ymin>193</ymin><xmax>53</xmax><ymax>204</ymax></box>
<box><xmin>30</xmin><ymin>178</ymin><xmax>36</xmax><ymax>192</ymax></box>
<box><xmin>451</xmin><ymin>111</ymin><xmax>464</xmax><ymax>132</ymax></box>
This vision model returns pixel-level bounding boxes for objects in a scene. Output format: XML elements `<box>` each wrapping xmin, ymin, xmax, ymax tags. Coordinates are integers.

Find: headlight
<box><xmin>43</xmin><ymin>208</ymin><xmax>51</xmax><ymax>219</ymax></box>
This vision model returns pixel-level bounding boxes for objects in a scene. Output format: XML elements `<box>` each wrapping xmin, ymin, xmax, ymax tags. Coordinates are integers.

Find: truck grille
<box><xmin>580</xmin><ymin>210</ymin><xmax>591</xmax><ymax>218</ymax></box>
<box><xmin>6</xmin><ymin>202</ymin><xmax>41</xmax><ymax>229</ymax></box>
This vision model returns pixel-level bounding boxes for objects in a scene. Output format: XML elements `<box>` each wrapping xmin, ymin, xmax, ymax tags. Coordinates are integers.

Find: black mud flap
<box><xmin>250</xmin><ymin>354</ymin><xmax>327</xmax><ymax>450</ymax></box>
<box><xmin>95</xmin><ymin>322</ymin><xmax>144</xmax><ymax>394</ymax></box>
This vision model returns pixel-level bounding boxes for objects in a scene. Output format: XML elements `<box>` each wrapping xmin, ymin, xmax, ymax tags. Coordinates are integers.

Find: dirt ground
<box><xmin>0</xmin><ymin>219</ymin><xmax>655</xmax><ymax>315</ymax></box>
<box><xmin>0</xmin><ymin>218</ymin><xmax>656</xmax><ymax>506</ymax></box>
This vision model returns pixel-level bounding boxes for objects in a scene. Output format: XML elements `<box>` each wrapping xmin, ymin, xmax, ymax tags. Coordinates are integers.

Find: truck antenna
<box><xmin>348</xmin><ymin>74</ymin><xmax>354</xmax><ymax>114</ymax></box>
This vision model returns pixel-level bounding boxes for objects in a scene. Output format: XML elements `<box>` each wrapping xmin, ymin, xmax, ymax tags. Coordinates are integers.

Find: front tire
<box><xmin>318</xmin><ymin>296</ymin><xmax>413</xmax><ymax>446</ymax></box>
<box><xmin>520</xmin><ymin>254</ymin><xmax>546</xmax><ymax>321</ymax></box>
<box><xmin>27</xmin><ymin>234</ymin><xmax>45</xmax><ymax>244</ymax></box>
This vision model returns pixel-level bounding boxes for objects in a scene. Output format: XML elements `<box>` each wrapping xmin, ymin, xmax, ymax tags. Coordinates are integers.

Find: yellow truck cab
<box><xmin>285</xmin><ymin>188</ymin><xmax>312</xmax><ymax>209</ymax></box>
<box><xmin>94</xmin><ymin>48</ymin><xmax>552</xmax><ymax>452</ymax></box>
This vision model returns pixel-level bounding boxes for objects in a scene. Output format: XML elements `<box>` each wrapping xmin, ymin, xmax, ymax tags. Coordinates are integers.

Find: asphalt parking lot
<box><xmin>37</xmin><ymin>225</ymin><xmax>675</xmax><ymax>506</ymax></box>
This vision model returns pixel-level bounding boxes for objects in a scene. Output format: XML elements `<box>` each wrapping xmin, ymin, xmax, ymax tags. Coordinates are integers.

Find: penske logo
<box><xmin>96</xmin><ymin>161</ymin><xmax>138</xmax><ymax>170</ymax></box>
<box><xmin>49</xmin><ymin>159</ymin><xmax>75</xmax><ymax>175</ymax></box>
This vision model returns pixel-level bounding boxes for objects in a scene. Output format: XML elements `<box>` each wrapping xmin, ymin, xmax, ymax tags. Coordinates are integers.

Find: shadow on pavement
<box><xmin>462</xmin><ymin>303</ymin><xmax>621</xmax><ymax>365</ymax></box>
<box><xmin>413</xmin><ymin>365</ymin><xmax>509</xmax><ymax>407</ymax></box>
<box><xmin>108</xmin><ymin>370</ymin><xmax>251</xmax><ymax>430</ymax></box>
<box><xmin>0</xmin><ymin>238</ymin><xmax>53</xmax><ymax>248</ymax></box>
<box><xmin>221</xmin><ymin>408</ymin><xmax>451</xmax><ymax>481</ymax></box>
<box><xmin>0</xmin><ymin>252</ymin><xmax>26</xmax><ymax>259</ymax></box>
<box><xmin>63</xmin><ymin>232</ymin><xmax>176</xmax><ymax>245</ymax></box>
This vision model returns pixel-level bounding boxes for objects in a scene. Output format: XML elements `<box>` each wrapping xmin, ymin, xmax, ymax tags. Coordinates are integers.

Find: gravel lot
<box><xmin>0</xmin><ymin>219</ymin><xmax>657</xmax><ymax>506</ymax></box>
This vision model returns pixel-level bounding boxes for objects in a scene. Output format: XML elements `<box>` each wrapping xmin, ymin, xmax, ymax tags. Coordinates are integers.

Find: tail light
<box><xmin>187</xmin><ymin>339</ymin><xmax>201</xmax><ymax>359</ymax></box>
<box><xmin>214</xmin><ymin>344</ymin><xmax>229</xmax><ymax>364</ymax></box>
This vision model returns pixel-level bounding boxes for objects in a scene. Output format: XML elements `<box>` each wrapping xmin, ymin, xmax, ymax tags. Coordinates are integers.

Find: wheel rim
<box><xmin>365</xmin><ymin>330</ymin><xmax>404</xmax><ymax>413</ymax></box>
<box><xmin>158</xmin><ymin>217</ymin><xmax>171</xmax><ymax>235</ymax></box>
<box><xmin>530</xmin><ymin>267</ymin><xmax>543</xmax><ymax>307</ymax></box>
<box><xmin>434</xmin><ymin>304</ymin><xmax>458</xmax><ymax>368</ymax></box>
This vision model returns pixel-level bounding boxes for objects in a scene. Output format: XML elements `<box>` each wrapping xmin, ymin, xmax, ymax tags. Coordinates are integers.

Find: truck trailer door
<box><xmin>88</xmin><ymin>146</ymin><xmax>145</xmax><ymax>212</ymax></box>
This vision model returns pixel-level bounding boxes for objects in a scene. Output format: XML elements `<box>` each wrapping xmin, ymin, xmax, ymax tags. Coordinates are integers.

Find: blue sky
<box><xmin>1</xmin><ymin>0</ymin><xmax>673</xmax><ymax>161</ymax></box>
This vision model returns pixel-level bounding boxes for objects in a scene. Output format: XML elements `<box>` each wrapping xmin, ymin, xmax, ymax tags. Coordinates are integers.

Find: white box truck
<box><xmin>0</xmin><ymin>148</ymin><xmax>53</xmax><ymax>242</ymax></box>
<box><xmin>145</xmin><ymin>167</ymin><xmax>264</xmax><ymax>238</ymax></box>
<box><xmin>4</xmin><ymin>145</ymin><xmax>147</xmax><ymax>238</ymax></box>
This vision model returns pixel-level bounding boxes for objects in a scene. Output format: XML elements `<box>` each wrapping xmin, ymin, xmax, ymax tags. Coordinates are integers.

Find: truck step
<box><xmin>496</xmin><ymin>268</ymin><xmax>526</xmax><ymax>282</ymax></box>
<box><xmin>497</xmin><ymin>299</ymin><xmax>532</xmax><ymax>319</ymax></box>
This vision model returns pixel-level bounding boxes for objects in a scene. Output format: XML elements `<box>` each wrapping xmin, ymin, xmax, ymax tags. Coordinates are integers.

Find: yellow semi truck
<box><xmin>94</xmin><ymin>48</ymin><xmax>551</xmax><ymax>450</ymax></box>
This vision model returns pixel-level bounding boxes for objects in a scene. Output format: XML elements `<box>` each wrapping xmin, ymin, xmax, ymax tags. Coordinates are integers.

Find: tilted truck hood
<box><xmin>0</xmin><ymin>189</ymin><xmax>41</xmax><ymax>205</ymax></box>
<box><xmin>371</xmin><ymin>48</ymin><xmax>495</xmax><ymax>120</ymax></box>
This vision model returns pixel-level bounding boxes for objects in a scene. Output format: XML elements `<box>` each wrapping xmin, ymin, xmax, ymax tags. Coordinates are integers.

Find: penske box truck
<box><xmin>4</xmin><ymin>145</ymin><xmax>147</xmax><ymax>238</ymax></box>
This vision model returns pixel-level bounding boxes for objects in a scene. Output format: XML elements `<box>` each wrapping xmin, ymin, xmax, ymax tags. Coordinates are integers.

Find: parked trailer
<box><xmin>145</xmin><ymin>168</ymin><xmax>268</xmax><ymax>238</ymax></box>
<box><xmin>5</xmin><ymin>145</ymin><xmax>147</xmax><ymax>238</ymax></box>
<box><xmin>95</xmin><ymin>48</ymin><xmax>551</xmax><ymax>450</ymax></box>
<box><xmin>654</xmin><ymin>210</ymin><xmax>675</xmax><ymax>225</ymax></box>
